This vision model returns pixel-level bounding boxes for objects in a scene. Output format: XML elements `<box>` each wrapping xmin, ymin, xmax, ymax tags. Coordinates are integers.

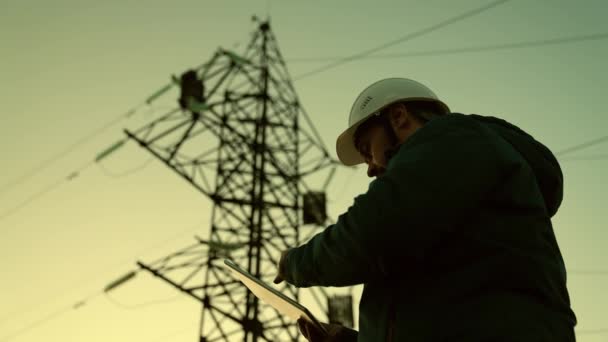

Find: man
<box><xmin>274</xmin><ymin>78</ymin><xmax>577</xmax><ymax>341</ymax></box>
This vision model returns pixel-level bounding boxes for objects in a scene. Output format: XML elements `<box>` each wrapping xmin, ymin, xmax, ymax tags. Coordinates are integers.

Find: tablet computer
<box><xmin>223</xmin><ymin>259</ymin><xmax>327</xmax><ymax>335</ymax></box>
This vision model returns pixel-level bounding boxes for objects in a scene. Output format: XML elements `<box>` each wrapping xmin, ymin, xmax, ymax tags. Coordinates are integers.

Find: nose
<box><xmin>366</xmin><ymin>162</ymin><xmax>379</xmax><ymax>178</ymax></box>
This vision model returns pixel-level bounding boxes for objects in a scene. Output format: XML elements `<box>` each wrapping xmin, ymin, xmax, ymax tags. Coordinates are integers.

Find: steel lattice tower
<box><xmin>124</xmin><ymin>19</ymin><xmax>345</xmax><ymax>342</ymax></box>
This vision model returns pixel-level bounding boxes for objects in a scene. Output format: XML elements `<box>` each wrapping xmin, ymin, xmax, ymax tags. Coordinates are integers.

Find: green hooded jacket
<box><xmin>283</xmin><ymin>113</ymin><xmax>577</xmax><ymax>341</ymax></box>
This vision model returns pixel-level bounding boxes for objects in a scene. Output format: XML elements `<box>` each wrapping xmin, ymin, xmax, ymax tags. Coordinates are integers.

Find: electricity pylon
<box><xmin>124</xmin><ymin>18</ymin><xmax>351</xmax><ymax>341</ymax></box>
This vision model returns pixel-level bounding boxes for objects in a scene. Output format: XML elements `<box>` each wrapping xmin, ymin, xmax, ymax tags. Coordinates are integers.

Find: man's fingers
<box><xmin>297</xmin><ymin>318</ymin><xmax>310</xmax><ymax>339</ymax></box>
<box><xmin>298</xmin><ymin>318</ymin><xmax>325</xmax><ymax>342</ymax></box>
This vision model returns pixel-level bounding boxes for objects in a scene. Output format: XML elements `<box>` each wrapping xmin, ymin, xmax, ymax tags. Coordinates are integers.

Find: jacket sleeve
<box><xmin>283</xmin><ymin>118</ymin><xmax>518</xmax><ymax>287</ymax></box>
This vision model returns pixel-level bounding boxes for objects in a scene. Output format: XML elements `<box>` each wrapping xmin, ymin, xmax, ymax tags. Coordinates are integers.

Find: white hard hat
<box><xmin>336</xmin><ymin>78</ymin><xmax>450</xmax><ymax>166</ymax></box>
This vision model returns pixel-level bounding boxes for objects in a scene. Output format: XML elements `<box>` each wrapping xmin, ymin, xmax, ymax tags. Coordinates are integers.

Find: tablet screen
<box><xmin>223</xmin><ymin>259</ymin><xmax>327</xmax><ymax>335</ymax></box>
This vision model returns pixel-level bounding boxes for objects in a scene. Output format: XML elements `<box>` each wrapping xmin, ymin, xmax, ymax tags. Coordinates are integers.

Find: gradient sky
<box><xmin>1</xmin><ymin>0</ymin><xmax>607</xmax><ymax>341</ymax></box>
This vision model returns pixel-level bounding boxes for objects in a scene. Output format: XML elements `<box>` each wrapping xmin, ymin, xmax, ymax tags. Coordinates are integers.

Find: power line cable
<box><xmin>0</xmin><ymin>92</ymin><xmax>177</xmax><ymax>198</ymax></box>
<box><xmin>0</xmin><ymin>306</ymin><xmax>74</xmax><ymax>342</ymax></box>
<box><xmin>150</xmin><ymin>326</ymin><xmax>193</xmax><ymax>342</ymax></box>
<box><xmin>104</xmin><ymin>292</ymin><xmax>184</xmax><ymax>310</ymax></box>
<box><xmin>569</xmin><ymin>270</ymin><xmax>608</xmax><ymax>275</ymax></box>
<box><xmin>0</xmin><ymin>109</ymin><xmax>136</xmax><ymax>197</ymax></box>
<box><xmin>0</xmin><ymin>219</ymin><xmax>205</xmax><ymax>341</ymax></box>
<box><xmin>560</xmin><ymin>154</ymin><xmax>608</xmax><ymax>162</ymax></box>
<box><xmin>0</xmin><ymin>291</ymin><xmax>102</xmax><ymax>342</ymax></box>
<box><xmin>0</xmin><ymin>108</ymin><xmax>182</xmax><ymax>222</ymax></box>
<box><xmin>292</xmin><ymin>0</ymin><xmax>512</xmax><ymax>81</ymax></box>
<box><xmin>0</xmin><ymin>292</ymin><xmax>189</xmax><ymax>342</ymax></box>
<box><xmin>288</xmin><ymin>32</ymin><xmax>608</xmax><ymax>62</ymax></box>
<box><xmin>576</xmin><ymin>328</ymin><xmax>608</xmax><ymax>335</ymax></box>
<box><xmin>0</xmin><ymin>148</ymin><xmax>123</xmax><ymax>222</ymax></box>
<box><xmin>0</xmin><ymin>271</ymin><xmax>175</xmax><ymax>342</ymax></box>
<box><xmin>266</xmin><ymin>0</ymin><xmax>272</xmax><ymax>20</ymax></box>
<box><xmin>97</xmin><ymin>157</ymin><xmax>155</xmax><ymax>178</ymax></box>
<box><xmin>0</xmin><ymin>131</ymin><xmax>154</xmax><ymax>222</ymax></box>
<box><xmin>0</xmin><ymin>219</ymin><xmax>204</xmax><ymax>330</ymax></box>
<box><xmin>0</xmin><ymin>160</ymin><xmax>94</xmax><ymax>221</ymax></box>
<box><xmin>556</xmin><ymin>135</ymin><xmax>608</xmax><ymax>156</ymax></box>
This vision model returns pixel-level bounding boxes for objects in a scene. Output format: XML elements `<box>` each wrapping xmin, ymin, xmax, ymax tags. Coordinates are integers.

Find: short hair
<box><xmin>401</xmin><ymin>100</ymin><xmax>446</xmax><ymax>122</ymax></box>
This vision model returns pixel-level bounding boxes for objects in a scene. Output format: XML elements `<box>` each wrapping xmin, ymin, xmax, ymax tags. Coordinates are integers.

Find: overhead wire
<box><xmin>0</xmin><ymin>306</ymin><xmax>74</xmax><ymax>342</ymax></box>
<box><xmin>0</xmin><ymin>290</ymin><xmax>188</xmax><ymax>342</ymax></box>
<box><xmin>0</xmin><ymin>219</ymin><xmax>206</xmax><ymax>340</ymax></box>
<box><xmin>266</xmin><ymin>0</ymin><xmax>272</xmax><ymax>20</ymax></box>
<box><xmin>0</xmin><ymin>286</ymin><xmax>185</xmax><ymax>342</ymax></box>
<box><xmin>104</xmin><ymin>292</ymin><xmax>184</xmax><ymax>310</ymax></box>
<box><xmin>0</xmin><ymin>155</ymin><xmax>103</xmax><ymax>222</ymax></box>
<box><xmin>149</xmin><ymin>326</ymin><xmax>193</xmax><ymax>342</ymax></box>
<box><xmin>0</xmin><ymin>106</ymin><xmax>172</xmax><ymax>222</ymax></box>
<box><xmin>569</xmin><ymin>270</ymin><xmax>608</xmax><ymax>276</ymax></box>
<box><xmin>0</xmin><ymin>160</ymin><xmax>94</xmax><ymax>221</ymax></box>
<box><xmin>560</xmin><ymin>155</ymin><xmax>608</xmax><ymax>162</ymax></box>
<box><xmin>287</xmin><ymin>32</ymin><xmax>608</xmax><ymax>62</ymax></box>
<box><xmin>554</xmin><ymin>134</ymin><xmax>608</xmax><ymax>163</ymax></box>
<box><xmin>97</xmin><ymin>157</ymin><xmax>155</xmax><ymax>178</ymax></box>
<box><xmin>556</xmin><ymin>135</ymin><xmax>608</xmax><ymax>156</ymax></box>
<box><xmin>0</xmin><ymin>291</ymin><xmax>103</xmax><ymax>342</ymax></box>
<box><xmin>576</xmin><ymin>328</ymin><xmax>608</xmax><ymax>335</ymax></box>
<box><xmin>292</xmin><ymin>0</ymin><xmax>512</xmax><ymax>81</ymax></box>
<box><xmin>0</xmin><ymin>105</ymin><xmax>141</xmax><ymax>197</ymax></box>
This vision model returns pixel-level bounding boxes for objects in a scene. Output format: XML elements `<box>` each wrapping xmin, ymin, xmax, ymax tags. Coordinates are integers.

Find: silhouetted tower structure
<box><xmin>125</xmin><ymin>19</ymin><xmax>350</xmax><ymax>341</ymax></box>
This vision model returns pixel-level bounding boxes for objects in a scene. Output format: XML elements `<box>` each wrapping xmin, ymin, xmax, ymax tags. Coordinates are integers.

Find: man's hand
<box><xmin>297</xmin><ymin>318</ymin><xmax>358</xmax><ymax>342</ymax></box>
<box><xmin>273</xmin><ymin>249</ymin><xmax>290</xmax><ymax>284</ymax></box>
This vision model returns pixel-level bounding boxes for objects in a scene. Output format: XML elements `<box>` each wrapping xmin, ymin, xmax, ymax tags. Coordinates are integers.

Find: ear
<box><xmin>388</xmin><ymin>103</ymin><xmax>410</xmax><ymax>129</ymax></box>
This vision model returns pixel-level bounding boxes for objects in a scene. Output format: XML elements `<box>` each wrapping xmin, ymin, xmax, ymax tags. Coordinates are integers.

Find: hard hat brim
<box><xmin>336</xmin><ymin>116</ymin><xmax>368</xmax><ymax>166</ymax></box>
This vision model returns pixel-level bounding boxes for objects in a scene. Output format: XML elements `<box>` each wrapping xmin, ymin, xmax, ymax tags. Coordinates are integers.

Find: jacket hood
<box><xmin>468</xmin><ymin>114</ymin><xmax>563</xmax><ymax>217</ymax></box>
